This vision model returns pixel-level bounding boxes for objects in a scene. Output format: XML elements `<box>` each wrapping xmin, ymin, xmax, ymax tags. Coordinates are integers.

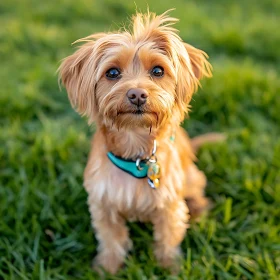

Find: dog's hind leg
<box><xmin>185</xmin><ymin>164</ymin><xmax>209</xmax><ymax>218</ymax></box>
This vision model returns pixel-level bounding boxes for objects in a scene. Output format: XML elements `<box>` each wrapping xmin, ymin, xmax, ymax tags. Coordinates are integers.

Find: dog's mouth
<box><xmin>113</xmin><ymin>109</ymin><xmax>160</xmax><ymax>128</ymax></box>
<box><xmin>117</xmin><ymin>109</ymin><xmax>148</xmax><ymax>116</ymax></box>
<box><xmin>134</xmin><ymin>109</ymin><xmax>145</xmax><ymax>115</ymax></box>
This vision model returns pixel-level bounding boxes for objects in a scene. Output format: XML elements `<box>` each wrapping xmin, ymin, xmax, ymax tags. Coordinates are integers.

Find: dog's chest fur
<box><xmin>84</xmin><ymin>128</ymin><xmax>192</xmax><ymax>221</ymax></box>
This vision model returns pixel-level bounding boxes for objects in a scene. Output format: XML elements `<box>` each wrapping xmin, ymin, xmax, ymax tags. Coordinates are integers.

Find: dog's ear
<box><xmin>59</xmin><ymin>43</ymin><xmax>97</xmax><ymax>122</ymax></box>
<box><xmin>184</xmin><ymin>43</ymin><xmax>212</xmax><ymax>80</ymax></box>
<box><xmin>175</xmin><ymin>43</ymin><xmax>212</xmax><ymax>119</ymax></box>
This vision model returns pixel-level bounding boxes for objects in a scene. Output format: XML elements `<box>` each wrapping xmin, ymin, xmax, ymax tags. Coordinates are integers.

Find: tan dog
<box><xmin>59</xmin><ymin>11</ymin><xmax>213</xmax><ymax>274</ymax></box>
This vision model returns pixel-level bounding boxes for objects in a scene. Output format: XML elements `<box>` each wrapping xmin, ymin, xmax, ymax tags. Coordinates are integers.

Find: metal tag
<box><xmin>147</xmin><ymin>161</ymin><xmax>161</xmax><ymax>189</ymax></box>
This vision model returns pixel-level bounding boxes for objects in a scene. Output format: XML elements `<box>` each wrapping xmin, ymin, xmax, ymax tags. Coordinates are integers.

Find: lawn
<box><xmin>0</xmin><ymin>0</ymin><xmax>280</xmax><ymax>279</ymax></box>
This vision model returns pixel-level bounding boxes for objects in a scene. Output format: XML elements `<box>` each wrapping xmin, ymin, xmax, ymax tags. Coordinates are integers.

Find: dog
<box><xmin>59</xmin><ymin>10</ymin><xmax>215</xmax><ymax>274</ymax></box>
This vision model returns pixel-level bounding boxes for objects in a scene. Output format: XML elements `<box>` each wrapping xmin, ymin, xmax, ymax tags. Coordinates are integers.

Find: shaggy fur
<box><xmin>59</xmin><ymin>11</ymin><xmax>213</xmax><ymax>274</ymax></box>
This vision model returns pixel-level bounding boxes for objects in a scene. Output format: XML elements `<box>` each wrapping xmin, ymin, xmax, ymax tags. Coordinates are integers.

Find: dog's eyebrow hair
<box><xmin>132</xmin><ymin>46</ymin><xmax>142</xmax><ymax>72</ymax></box>
<box><xmin>132</xmin><ymin>46</ymin><xmax>141</xmax><ymax>64</ymax></box>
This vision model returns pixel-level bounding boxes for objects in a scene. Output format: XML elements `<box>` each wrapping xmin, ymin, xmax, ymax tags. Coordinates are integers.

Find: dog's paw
<box><xmin>154</xmin><ymin>246</ymin><xmax>182</xmax><ymax>274</ymax></box>
<box><xmin>92</xmin><ymin>251</ymin><xmax>124</xmax><ymax>275</ymax></box>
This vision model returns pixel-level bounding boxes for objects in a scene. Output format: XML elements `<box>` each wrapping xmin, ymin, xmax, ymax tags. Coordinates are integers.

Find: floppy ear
<box><xmin>58</xmin><ymin>42</ymin><xmax>97</xmax><ymax>122</ymax></box>
<box><xmin>183</xmin><ymin>43</ymin><xmax>212</xmax><ymax>80</ymax></box>
<box><xmin>175</xmin><ymin>43</ymin><xmax>212</xmax><ymax>120</ymax></box>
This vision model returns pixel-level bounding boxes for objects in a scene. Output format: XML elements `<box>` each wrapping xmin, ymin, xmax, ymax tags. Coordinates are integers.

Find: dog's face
<box><xmin>59</xmin><ymin>12</ymin><xmax>212</xmax><ymax>130</ymax></box>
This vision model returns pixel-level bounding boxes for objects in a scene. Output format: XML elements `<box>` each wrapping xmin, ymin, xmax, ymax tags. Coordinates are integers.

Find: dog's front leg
<box><xmin>88</xmin><ymin>203</ymin><xmax>131</xmax><ymax>274</ymax></box>
<box><xmin>151</xmin><ymin>200</ymin><xmax>189</xmax><ymax>272</ymax></box>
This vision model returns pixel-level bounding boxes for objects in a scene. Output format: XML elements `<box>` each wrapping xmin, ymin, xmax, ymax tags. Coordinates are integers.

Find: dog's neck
<box><xmin>102</xmin><ymin>125</ymin><xmax>172</xmax><ymax>160</ymax></box>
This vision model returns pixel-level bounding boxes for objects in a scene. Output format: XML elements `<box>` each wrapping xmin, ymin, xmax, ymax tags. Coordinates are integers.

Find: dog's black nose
<box><xmin>127</xmin><ymin>88</ymin><xmax>148</xmax><ymax>106</ymax></box>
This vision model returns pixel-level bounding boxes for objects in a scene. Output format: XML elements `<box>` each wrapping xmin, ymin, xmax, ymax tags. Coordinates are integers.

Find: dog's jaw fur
<box><xmin>59</xmin><ymin>11</ymin><xmax>211</xmax><ymax>274</ymax></box>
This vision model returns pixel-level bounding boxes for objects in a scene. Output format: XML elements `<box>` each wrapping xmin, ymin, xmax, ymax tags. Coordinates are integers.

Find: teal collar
<box><xmin>107</xmin><ymin>152</ymin><xmax>149</xmax><ymax>178</ymax></box>
<box><xmin>107</xmin><ymin>131</ymin><xmax>175</xmax><ymax>179</ymax></box>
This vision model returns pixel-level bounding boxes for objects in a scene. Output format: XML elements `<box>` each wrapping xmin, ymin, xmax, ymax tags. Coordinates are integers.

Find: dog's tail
<box><xmin>191</xmin><ymin>133</ymin><xmax>226</xmax><ymax>153</ymax></box>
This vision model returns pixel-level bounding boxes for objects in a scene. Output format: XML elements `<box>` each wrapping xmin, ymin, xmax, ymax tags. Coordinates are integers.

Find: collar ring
<box><xmin>136</xmin><ymin>158</ymin><xmax>144</xmax><ymax>170</ymax></box>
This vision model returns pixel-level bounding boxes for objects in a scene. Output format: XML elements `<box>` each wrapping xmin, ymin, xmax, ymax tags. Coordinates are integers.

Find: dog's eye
<box><xmin>151</xmin><ymin>66</ymin><xmax>164</xmax><ymax>77</ymax></box>
<box><xmin>106</xmin><ymin>68</ymin><xmax>121</xmax><ymax>80</ymax></box>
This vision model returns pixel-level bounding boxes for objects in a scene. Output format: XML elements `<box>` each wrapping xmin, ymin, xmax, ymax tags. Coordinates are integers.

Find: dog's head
<box><xmin>59</xmin><ymin>11</ymin><xmax>212</xmax><ymax>130</ymax></box>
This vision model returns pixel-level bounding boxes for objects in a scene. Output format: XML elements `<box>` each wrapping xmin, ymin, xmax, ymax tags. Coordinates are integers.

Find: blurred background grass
<box><xmin>0</xmin><ymin>0</ymin><xmax>279</xmax><ymax>279</ymax></box>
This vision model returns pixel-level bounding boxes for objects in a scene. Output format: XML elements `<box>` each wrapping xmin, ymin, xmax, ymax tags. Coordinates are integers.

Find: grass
<box><xmin>0</xmin><ymin>0</ymin><xmax>279</xmax><ymax>279</ymax></box>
